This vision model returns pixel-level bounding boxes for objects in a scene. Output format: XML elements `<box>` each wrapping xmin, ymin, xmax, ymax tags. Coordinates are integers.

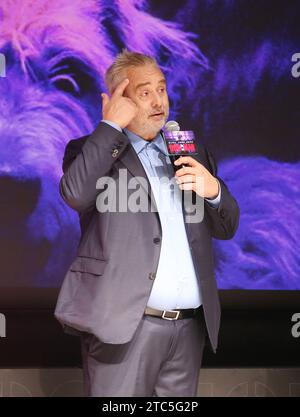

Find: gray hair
<box><xmin>105</xmin><ymin>49</ymin><xmax>159</xmax><ymax>94</ymax></box>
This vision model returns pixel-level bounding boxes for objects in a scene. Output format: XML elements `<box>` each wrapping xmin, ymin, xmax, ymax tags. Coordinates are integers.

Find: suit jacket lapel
<box><xmin>118</xmin><ymin>139</ymin><xmax>209</xmax><ymax>234</ymax></box>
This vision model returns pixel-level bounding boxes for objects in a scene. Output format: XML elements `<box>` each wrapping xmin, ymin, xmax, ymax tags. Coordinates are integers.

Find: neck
<box><xmin>126</xmin><ymin>127</ymin><xmax>158</xmax><ymax>141</ymax></box>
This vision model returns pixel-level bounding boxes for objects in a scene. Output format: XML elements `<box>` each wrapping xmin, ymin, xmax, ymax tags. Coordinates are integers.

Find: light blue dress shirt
<box><xmin>102</xmin><ymin>120</ymin><xmax>221</xmax><ymax>310</ymax></box>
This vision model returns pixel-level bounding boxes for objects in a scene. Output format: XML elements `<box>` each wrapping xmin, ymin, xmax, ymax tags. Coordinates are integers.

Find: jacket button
<box><xmin>148</xmin><ymin>272</ymin><xmax>156</xmax><ymax>280</ymax></box>
<box><xmin>112</xmin><ymin>149</ymin><xmax>119</xmax><ymax>158</ymax></box>
<box><xmin>220</xmin><ymin>209</ymin><xmax>226</xmax><ymax>219</ymax></box>
<box><xmin>153</xmin><ymin>237</ymin><xmax>161</xmax><ymax>244</ymax></box>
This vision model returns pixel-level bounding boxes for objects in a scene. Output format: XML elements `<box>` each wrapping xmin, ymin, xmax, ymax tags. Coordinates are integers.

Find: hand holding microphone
<box><xmin>162</xmin><ymin>121</ymin><xmax>219</xmax><ymax>199</ymax></box>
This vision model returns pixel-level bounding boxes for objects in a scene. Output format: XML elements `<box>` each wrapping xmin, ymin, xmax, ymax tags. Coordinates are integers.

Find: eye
<box><xmin>141</xmin><ymin>90</ymin><xmax>149</xmax><ymax>97</ymax></box>
<box><xmin>48</xmin><ymin>57</ymin><xmax>98</xmax><ymax>96</ymax></box>
<box><xmin>158</xmin><ymin>87</ymin><xmax>165</xmax><ymax>93</ymax></box>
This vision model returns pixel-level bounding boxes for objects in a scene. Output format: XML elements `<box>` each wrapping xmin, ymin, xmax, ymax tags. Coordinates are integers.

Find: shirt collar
<box><xmin>123</xmin><ymin>128</ymin><xmax>168</xmax><ymax>156</ymax></box>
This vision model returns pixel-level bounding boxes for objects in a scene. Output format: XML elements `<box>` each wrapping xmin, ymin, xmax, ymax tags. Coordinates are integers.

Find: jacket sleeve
<box><xmin>59</xmin><ymin>121</ymin><xmax>129</xmax><ymax>212</ymax></box>
<box><xmin>204</xmin><ymin>147</ymin><xmax>240</xmax><ymax>240</ymax></box>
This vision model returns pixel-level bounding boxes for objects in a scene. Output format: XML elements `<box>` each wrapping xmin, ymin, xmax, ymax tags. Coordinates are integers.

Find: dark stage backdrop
<box><xmin>0</xmin><ymin>0</ymin><xmax>299</xmax><ymax>291</ymax></box>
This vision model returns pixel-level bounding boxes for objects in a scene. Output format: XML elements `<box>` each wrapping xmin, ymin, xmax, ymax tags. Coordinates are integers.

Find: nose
<box><xmin>0</xmin><ymin>175</ymin><xmax>41</xmax><ymax>224</ymax></box>
<box><xmin>151</xmin><ymin>91</ymin><xmax>163</xmax><ymax>108</ymax></box>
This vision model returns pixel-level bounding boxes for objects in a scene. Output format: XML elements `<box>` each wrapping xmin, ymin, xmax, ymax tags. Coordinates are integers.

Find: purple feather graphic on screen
<box><xmin>0</xmin><ymin>0</ymin><xmax>208</xmax><ymax>286</ymax></box>
<box><xmin>0</xmin><ymin>0</ymin><xmax>299</xmax><ymax>289</ymax></box>
<box><xmin>215</xmin><ymin>157</ymin><xmax>300</xmax><ymax>289</ymax></box>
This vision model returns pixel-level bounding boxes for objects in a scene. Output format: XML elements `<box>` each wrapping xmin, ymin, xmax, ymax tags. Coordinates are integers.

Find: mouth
<box><xmin>149</xmin><ymin>112</ymin><xmax>164</xmax><ymax>119</ymax></box>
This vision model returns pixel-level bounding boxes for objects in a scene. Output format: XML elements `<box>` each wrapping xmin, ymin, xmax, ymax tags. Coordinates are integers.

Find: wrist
<box><xmin>206</xmin><ymin>178</ymin><xmax>219</xmax><ymax>200</ymax></box>
<box><xmin>102</xmin><ymin>119</ymin><xmax>122</xmax><ymax>130</ymax></box>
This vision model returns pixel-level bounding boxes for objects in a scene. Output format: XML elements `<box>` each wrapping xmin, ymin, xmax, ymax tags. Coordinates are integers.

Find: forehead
<box><xmin>127</xmin><ymin>64</ymin><xmax>165</xmax><ymax>88</ymax></box>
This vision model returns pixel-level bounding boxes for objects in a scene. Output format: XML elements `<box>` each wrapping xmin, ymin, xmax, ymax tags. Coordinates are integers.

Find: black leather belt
<box><xmin>144</xmin><ymin>306</ymin><xmax>202</xmax><ymax>320</ymax></box>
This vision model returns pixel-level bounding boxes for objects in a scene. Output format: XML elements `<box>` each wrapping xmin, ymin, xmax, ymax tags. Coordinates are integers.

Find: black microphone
<box><xmin>162</xmin><ymin>120</ymin><xmax>198</xmax><ymax>171</ymax></box>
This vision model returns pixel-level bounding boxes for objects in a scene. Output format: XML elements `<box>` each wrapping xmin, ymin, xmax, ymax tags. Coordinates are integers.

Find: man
<box><xmin>55</xmin><ymin>50</ymin><xmax>239</xmax><ymax>397</ymax></box>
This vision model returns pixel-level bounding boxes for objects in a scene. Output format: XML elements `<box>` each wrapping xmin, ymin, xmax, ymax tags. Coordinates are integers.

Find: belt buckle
<box><xmin>162</xmin><ymin>310</ymin><xmax>180</xmax><ymax>320</ymax></box>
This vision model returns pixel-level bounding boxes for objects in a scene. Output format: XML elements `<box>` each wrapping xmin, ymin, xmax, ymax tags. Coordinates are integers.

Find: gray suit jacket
<box><xmin>54</xmin><ymin>122</ymin><xmax>239</xmax><ymax>353</ymax></box>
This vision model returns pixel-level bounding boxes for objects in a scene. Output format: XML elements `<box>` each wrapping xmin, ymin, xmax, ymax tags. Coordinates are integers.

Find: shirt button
<box><xmin>153</xmin><ymin>237</ymin><xmax>161</xmax><ymax>244</ymax></box>
<box><xmin>148</xmin><ymin>272</ymin><xmax>156</xmax><ymax>280</ymax></box>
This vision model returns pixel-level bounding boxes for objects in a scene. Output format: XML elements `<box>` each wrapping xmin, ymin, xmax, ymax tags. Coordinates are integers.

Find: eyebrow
<box><xmin>135</xmin><ymin>79</ymin><xmax>166</xmax><ymax>91</ymax></box>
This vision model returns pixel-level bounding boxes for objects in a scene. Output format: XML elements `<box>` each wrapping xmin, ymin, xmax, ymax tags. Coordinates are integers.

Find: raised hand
<box><xmin>174</xmin><ymin>156</ymin><xmax>220</xmax><ymax>199</ymax></box>
<box><xmin>101</xmin><ymin>78</ymin><xmax>138</xmax><ymax>128</ymax></box>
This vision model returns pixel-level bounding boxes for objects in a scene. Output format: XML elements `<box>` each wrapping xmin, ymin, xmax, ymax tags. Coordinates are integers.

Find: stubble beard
<box><xmin>134</xmin><ymin>109</ymin><xmax>169</xmax><ymax>140</ymax></box>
